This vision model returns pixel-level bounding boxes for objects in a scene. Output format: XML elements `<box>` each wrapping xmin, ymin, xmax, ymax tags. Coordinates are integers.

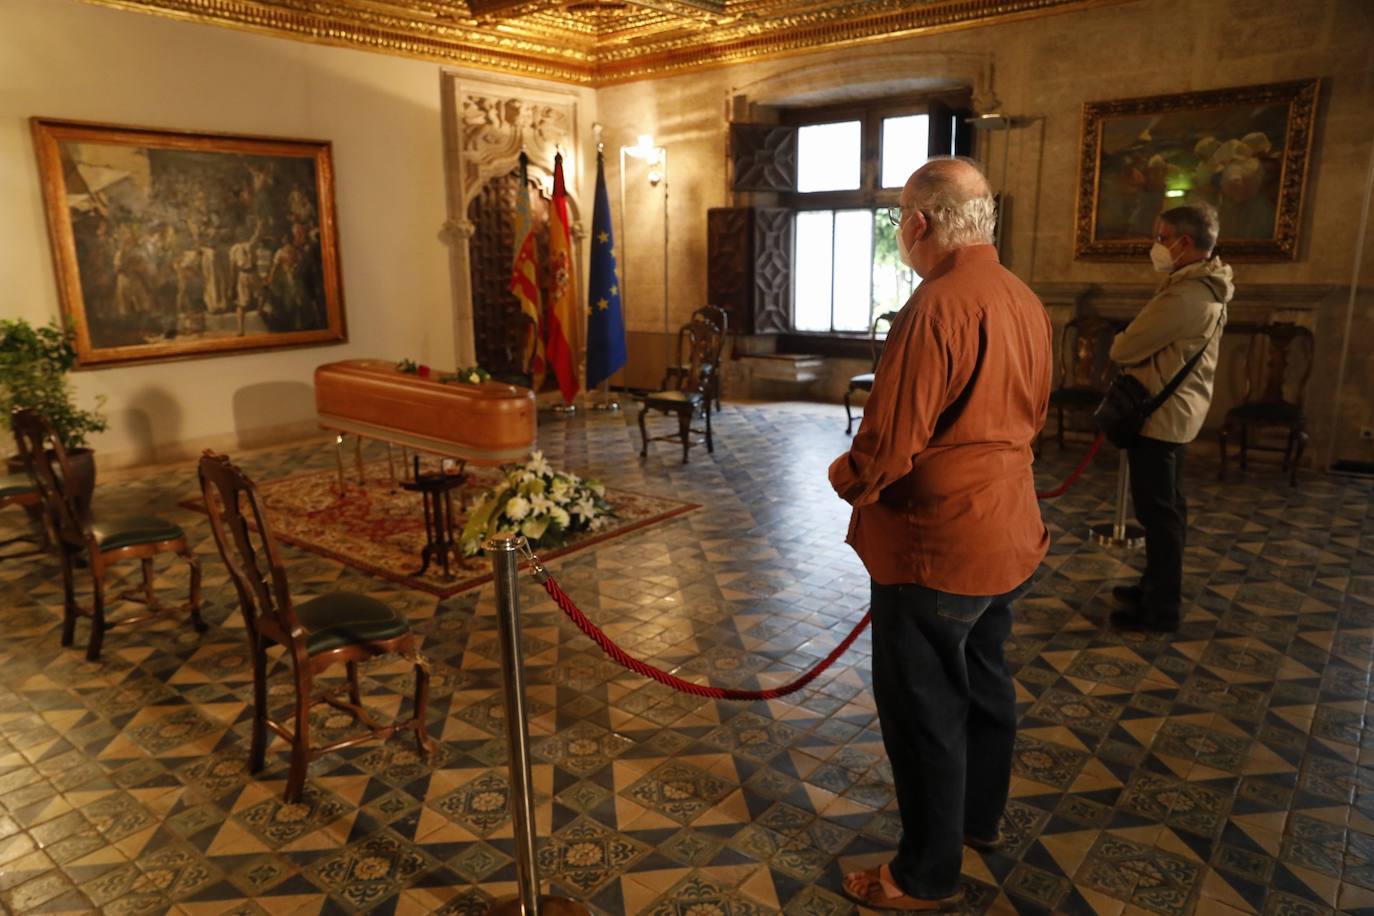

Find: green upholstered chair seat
<box><xmin>645</xmin><ymin>390</ymin><xmax>703</xmax><ymax>406</ymax></box>
<box><xmin>296</xmin><ymin>593</ymin><xmax>410</xmax><ymax>655</ymax></box>
<box><xmin>92</xmin><ymin>515</ymin><xmax>186</xmax><ymax>550</ymax></box>
<box><xmin>1049</xmin><ymin>386</ymin><xmax>1105</xmax><ymax>409</ymax></box>
<box><xmin>1227</xmin><ymin>401</ymin><xmax>1305</xmax><ymax>424</ymax></box>
<box><xmin>0</xmin><ymin>473</ymin><xmax>35</xmax><ymax>500</ymax></box>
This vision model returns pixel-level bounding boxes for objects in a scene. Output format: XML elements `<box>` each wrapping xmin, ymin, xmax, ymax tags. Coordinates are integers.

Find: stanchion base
<box><xmin>1089</xmin><ymin>522</ymin><xmax>1146</xmax><ymax>549</ymax></box>
<box><xmin>488</xmin><ymin>895</ymin><xmax>591</xmax><ymax>915</ymax></box>
<box><xmin>590</xmin><ymin>400</ymin><xmax>621</xmax><ymax>412</ymax></box>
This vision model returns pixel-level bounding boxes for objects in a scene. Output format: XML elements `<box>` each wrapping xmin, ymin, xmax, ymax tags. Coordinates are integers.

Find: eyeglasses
<box><xmin>885</xmin><ymin>207</ymin><xmax>906</xmax><ymax>227</ymax></box>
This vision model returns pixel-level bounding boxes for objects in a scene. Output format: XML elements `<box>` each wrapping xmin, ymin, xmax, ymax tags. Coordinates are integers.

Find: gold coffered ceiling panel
<box><xmin>79</xmin><ymin>0</ymin><xmax>1121</xmax><ymax>84</ymax></box>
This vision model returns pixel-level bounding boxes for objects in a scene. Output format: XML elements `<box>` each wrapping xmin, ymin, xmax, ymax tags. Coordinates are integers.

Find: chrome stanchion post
<box><xmin>485</xmin><ymin>534</ymin><xmax>590</xmax><ymax>916</ymax></box>
<box><xmin>1091</xmin><ymin>450</ymin><xmax>1146</xmax><ymax>548</ymax></box>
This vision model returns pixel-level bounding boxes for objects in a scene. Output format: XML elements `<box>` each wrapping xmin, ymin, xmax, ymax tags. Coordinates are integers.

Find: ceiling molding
<box><xmin>77</xmin><ymin>0</ymin><xmax>1126</xmax><ymax>86</ymax></box>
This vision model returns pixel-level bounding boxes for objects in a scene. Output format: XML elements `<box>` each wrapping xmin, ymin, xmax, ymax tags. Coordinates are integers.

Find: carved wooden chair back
<box><xmin>11</xmin><ymin>409</ymin><xmax>83</xmax><ymax>550</ymax></box>
<box><xmin>198</xmin><ymin>451</ymin><xmax>298</xmax><ymax>652</ymax></box>
<box><xmin>1239</xmin><ymin>322</ymin><xmax>1314</xmax><ymax>409</ymax></box>
<box><xmin>670</xmin><ymin>317</ymin><xmax>725</xmax><ymax>395</ymax></box>
<box><xmin>1058</xmin><ymin>316</ymin><xmax>1118</xmax><ymax>392</ymax></box>
<box><xmin>693</xmin><ymin>304</ymin><xmax>729</xmax><ymax>335</ymax></box>
<box><xmin>869</xmin><ymin>311</ymin><xmax>900</xmax><ymax>370</ymax></box>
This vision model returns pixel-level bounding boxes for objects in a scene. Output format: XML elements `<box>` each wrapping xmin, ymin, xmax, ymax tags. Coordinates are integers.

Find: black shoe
<box><xmin>1110</xmin><ymin>606</ymin><xmax>1179</xmax><ymax>633</ymax></box>
<box><xmin>1111</xmin><ymin>584</ymin><xmax>1145</xmax><ymax>607</ymax></box>
<box><xmin>964</xmin><ymin>832</ymin><xmax>1005</xmax><ymax>852</ymax></box>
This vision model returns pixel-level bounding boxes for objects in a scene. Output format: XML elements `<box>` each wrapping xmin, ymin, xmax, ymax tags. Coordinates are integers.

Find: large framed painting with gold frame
<box><xmin>1074</xmin><ymin>78</ymin><xmax>1320</xmax><ymax>261</ymax></box>
<box><xmin>31</xmin><ymin>118</ymin><xmax>347</xmax><ymax>367</ymax></box>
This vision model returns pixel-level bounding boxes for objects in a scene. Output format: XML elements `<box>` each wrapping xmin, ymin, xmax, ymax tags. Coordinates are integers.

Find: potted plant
<box><xmin>1</xmin><ymin>318</ymin><xmax>107</xmax><ymax>520</ymax></box>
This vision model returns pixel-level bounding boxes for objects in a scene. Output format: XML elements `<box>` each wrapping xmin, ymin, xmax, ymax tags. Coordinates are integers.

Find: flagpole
<box><xmin>591</xmin><ymin>129</ymin><xmax>620</xmax><ymax>412</ymax></box>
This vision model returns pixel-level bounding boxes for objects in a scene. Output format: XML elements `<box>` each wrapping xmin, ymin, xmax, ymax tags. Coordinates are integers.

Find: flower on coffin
<box><xmin>459</xmin><ymin>450</ymin><xmax>614</xmax><ymax>556</ymax></box>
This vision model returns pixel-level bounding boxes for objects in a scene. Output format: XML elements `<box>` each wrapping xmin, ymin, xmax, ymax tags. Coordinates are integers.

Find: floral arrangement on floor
<box><xmin>459</xmin><ymin>451</ymin><xmax>614</xmax><ymax>556</ymax></box>
<box><xmin>396</xmin><ymin>359</ymin><xmax>491</xmax><ymax>386</ymax></box>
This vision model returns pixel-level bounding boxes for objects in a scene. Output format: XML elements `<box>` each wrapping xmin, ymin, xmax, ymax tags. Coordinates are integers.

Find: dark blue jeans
<box><xmin>869</xmin><ymin>578</ymin><xmax>1029</xmax><ymax>899</ymax></box>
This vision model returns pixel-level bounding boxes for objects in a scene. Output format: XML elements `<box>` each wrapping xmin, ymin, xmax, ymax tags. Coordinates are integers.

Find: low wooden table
<box><xmin>400</xmin><ymin>463</ymin><xmax>467</xmax><ymax>579</ymax></box>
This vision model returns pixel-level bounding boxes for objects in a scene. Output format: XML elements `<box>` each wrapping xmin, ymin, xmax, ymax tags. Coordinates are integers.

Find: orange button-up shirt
<box><xmin>828</xmin><ymin>245</ymin><xmax>1052</xmax><ymax>595</ymax></box>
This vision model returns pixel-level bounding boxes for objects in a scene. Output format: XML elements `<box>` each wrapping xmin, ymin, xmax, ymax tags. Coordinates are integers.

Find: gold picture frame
<box><xmin>1074</xmin><ymin>78</ymin><xmax>1320</xmax><ymax>261</ymax></box>
<box><xmin>31</xmin><ymin>118</ymin><xmax>347</xmax><ymax>367</ymax></box>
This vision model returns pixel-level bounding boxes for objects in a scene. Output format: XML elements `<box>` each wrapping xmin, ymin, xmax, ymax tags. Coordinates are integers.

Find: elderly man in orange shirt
<box><xmin>830</xmin><ymin>157</ymin><xmax>1052</xmax><ymax>911</ymax></box>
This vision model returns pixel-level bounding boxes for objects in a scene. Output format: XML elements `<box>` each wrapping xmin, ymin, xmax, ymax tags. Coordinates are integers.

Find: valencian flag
<box><xmin>510</xmin><ymin>152</ymin><xmax>545</xmax><ymax>389</ymax></box>
<box><xmin>586</xmin><ymin>150</ymin><xmax>628</xmax><ymax>388</ymax></box>
<box><xmin>545</xmin><ymin>152</ymin><xmax>580</xmax><ymax>404</ymax></box>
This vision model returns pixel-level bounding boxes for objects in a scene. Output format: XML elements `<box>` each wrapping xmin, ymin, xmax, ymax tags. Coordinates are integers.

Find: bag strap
<box><xmin>1146</xmin><ymin>312</ymin><xmax>1224</xmax><ymax>413</ymax></box>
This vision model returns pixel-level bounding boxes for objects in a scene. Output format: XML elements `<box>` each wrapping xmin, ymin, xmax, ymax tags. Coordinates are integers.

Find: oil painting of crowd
<box><xmin>60</xmin><ymin>141</ymin><xmax>330</xmax><ymax>351</ymax></box>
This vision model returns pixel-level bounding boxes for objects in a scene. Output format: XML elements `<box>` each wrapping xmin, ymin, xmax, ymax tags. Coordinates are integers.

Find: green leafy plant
<box><xmin>0</xmin><ymin>319</ymin><xmax>107</xmax><ymax>450</ymax></box>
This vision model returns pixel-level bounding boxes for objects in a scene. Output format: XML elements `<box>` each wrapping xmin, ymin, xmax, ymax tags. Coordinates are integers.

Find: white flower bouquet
<box><xmin>459</xmin><ymin>451</ymin><xmax>614</xmax><ymax>556</ymax></box>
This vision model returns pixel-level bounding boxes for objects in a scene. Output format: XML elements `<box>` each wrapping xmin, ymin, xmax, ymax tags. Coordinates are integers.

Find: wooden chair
<box><xmin>690</xmin><ymin>305</ymin><xmax>729</xmax><ymax>414</ymax></box>
<box><xmin>1218</xmin><ymin>322</ymin><xmax>1314</xmax><ymax>487</ymax></box>
<box><xmin>11</xmin><ymin>408</ymin><xmax>203</xmax><ymax>660</ymax></box>
<box><xmin>1045</xmin><ymin>316</ymin><xmax>1119</xmax><ymax>450</ymax></box>
<box><xmin>845</xmin><ymin>311</ymin><xmax>899</xmax><ymax>436</ymax></box>
<box><xmin>639</xmin><ymin>317</ymin><xmax>725</xmax><ymax>464</ymax></box>
<box><xmin>198</xmin><ymin>451</ymin><xmax>434</xmax><ymax>803</ymax></box>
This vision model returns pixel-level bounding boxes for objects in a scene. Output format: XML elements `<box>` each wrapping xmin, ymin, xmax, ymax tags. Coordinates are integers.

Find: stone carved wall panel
<box><xmin>459</xmin><ymin>93</ymin><xmax>573</xmax><ymax>205</ymax></box>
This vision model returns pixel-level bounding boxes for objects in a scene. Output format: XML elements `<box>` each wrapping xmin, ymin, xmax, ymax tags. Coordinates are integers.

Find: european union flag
<box><xmin>586</xmin><ymin>151</ymin><xmax>627</xmax><ymax>388</ymax></box>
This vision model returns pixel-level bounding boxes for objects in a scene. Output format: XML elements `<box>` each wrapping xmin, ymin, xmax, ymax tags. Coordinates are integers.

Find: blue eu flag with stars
<box><xmin>586</xmin><ymin>151</ymin><xmax>627</xmax><ymax>388</ymax></box>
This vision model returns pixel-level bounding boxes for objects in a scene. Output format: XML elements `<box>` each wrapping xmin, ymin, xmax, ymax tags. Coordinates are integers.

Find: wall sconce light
<box><xmin>618</xmin><ymin>132</ymin><xmax>670</xmax><ymax>385</ymax></box>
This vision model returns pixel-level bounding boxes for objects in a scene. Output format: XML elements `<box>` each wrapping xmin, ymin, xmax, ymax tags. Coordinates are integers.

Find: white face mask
<box><xmin>1149</xmin><ymin>240</ymin><xmax>1177</xmax><ymax>273</ymax></box>
<box><xmin>898</xmin><ymin>232</ymin><xmax>914</xmax><ymax>270</ymax></box>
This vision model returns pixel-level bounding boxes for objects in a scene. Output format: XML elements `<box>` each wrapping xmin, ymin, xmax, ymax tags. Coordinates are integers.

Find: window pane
<box><xmin>871</xmin><ymin>210</ymin><xmax>918</xmax><ymax>317</ymax></box>
<box><xmin>793</xmin><ymin>211</ymin><xmax>833</xmax><ymax>332</ymax></box>
<box><xmin>797</xmin><ymin>121</ymin><xmax>861</xmax><ymax>192</ymax></box>
<box><xmin>832</xmin><ymin>210</ymin><xmax>873</xmax><ymax>332</ymax></box>
<box><xmin>881</xmin><ymin>114</ymin><xmax>929</xmax><ymax>188</ymax></box>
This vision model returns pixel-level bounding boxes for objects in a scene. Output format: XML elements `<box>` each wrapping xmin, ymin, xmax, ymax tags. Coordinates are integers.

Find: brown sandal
<box><xmin>841</xmin><ymin>863</ymin><xmax>964</xmax><ymax>911</ymax></box>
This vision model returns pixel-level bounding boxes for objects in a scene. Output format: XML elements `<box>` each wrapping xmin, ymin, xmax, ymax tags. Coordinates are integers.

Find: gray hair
<box><xmin>910</xmin><ymin>156</ymin><xmax>997</xmax><ymax>249</ymax></box>
<box><xmin>1160</xmin><ymin>202</ymin><xmax>1219</xmax><ymax>253</ymax></box>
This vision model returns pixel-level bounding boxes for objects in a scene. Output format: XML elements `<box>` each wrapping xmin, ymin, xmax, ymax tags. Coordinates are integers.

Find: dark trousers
<box><xmin>869</xmin><ymin>578</ymin><xmax>1028</xmax><ymax>899</ymax></box>
<box><xmin>1127</xmin><ymin>436</ymin><xmax>1187</xmax><ymax>614</ymax></box>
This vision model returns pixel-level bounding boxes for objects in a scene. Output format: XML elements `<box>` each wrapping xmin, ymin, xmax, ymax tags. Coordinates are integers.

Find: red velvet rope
<box><xmin>1035</xmin><ymin>433</ymin><xmax>1105</xmax><ymax>499</ymax></box>
<box><xmin>532</xmin><ymin>434</ymin><xmax>1102</xmax><ymax>701</ymax></box>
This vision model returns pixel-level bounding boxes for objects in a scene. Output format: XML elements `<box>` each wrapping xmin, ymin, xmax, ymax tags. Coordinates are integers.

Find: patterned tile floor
<box><xmin>0</xmin><ymin>401</ymin><xmax>1372</xmax><ymax>915</ymax></box>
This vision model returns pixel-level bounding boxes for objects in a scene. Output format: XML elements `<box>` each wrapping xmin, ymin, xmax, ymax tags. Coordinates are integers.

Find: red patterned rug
<box><xmin>181</xmin><ymin>461</ymin><xmax>698</xmax><ymax>598</ymax></box>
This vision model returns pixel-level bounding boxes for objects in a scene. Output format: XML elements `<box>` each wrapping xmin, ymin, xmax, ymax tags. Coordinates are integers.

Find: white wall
<box><xmin>2</xmin><ymin>0</ymin><xmax>482</xmax><ymax>467</ymax></box>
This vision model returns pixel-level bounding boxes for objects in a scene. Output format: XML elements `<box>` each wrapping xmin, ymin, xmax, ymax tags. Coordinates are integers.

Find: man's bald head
<box><xmin>902</xmin><ymin>156</ymin><xmax>997</xmax><ymax>250</ymax></box>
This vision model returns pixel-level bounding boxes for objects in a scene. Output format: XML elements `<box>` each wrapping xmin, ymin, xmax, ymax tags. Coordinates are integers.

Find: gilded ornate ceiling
<box><xmin>81</xmin><ymin>0</ymin><xmax>1116</xmax><ymax>84</ymax></box>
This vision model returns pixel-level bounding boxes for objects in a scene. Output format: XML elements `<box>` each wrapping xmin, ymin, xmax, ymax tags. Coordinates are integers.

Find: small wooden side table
<box><xmin>401</xmin><ymin>462</ymin><xmax>467</xmax><ymax>578</ymax></box>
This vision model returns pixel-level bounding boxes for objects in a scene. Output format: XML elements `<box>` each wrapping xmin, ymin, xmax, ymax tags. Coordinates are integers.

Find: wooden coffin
<box><xmin>314</xmin><ymin>359</ymin><xmax>536</xmax><ymax>465</ymax></box>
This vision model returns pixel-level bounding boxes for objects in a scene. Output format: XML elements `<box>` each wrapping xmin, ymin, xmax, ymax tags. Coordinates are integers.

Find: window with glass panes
<box><xmin>780</xmin><ymin>98</ymin><xmax>970</xmax><ymax>334</ymax></box>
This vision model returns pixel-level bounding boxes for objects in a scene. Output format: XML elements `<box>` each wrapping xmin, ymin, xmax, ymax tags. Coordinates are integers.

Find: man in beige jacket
<box><xmin>1109</xmin><ymin>203</ymin><xmax>1232</xmax><ymax>632</ymax></box>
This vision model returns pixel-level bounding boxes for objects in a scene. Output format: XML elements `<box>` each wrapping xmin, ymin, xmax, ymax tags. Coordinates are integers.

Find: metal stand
<box><xmin>589</xmin><ymin>380</ymin><xmax>620</xmax><ymax>412</ymax></box>
<box><xmin>1090</xmin><ymin>450</ymin><xmax>1146</xmax><ymax>548</ymax></box>
<box><xmin>485</xmin><ymin>536</ymin><xmax>590</xmax><ymax>916</ymax></box>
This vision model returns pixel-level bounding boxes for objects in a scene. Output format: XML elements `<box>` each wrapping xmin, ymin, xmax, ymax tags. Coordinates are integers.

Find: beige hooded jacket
<box><xmin>1108</xmin><ymin>257</ymin><xmax>1233</xmax><ymax>444</ymax></box>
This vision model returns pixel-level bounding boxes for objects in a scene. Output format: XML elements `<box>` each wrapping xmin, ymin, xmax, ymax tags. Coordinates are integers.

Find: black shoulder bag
<box><xmin>1092</xmin><ymin>320</ymin><xmax>1221</xmax><ymax>449</ymax></box>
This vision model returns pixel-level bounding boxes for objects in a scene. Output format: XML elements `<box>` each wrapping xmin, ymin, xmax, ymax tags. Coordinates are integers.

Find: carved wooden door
<box><xmin>467</xmin><ymin>170</ymin><xmax>549</xmax><ymax>384</ymax></box>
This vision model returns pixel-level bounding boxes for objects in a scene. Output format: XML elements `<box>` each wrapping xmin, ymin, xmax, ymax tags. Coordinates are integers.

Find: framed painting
<box><xmin>1074</xmin><ymin>78</ymin><xmax>1320</xmax><ymax>261</ymax></box>
<box><xmin>31</xmin><ymin>119</ymin><xmax>346</xmax><ymax>367</ymax></box>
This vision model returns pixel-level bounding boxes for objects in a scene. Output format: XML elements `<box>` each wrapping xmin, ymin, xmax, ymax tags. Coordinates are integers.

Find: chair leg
<box><xmin>86</xmin><ymin>557</ymin><xmax>107</xmax><ymax>662</ymax></box>
<box><xmin>1290</xmin><ymin>430</ymin><xmax>1308</xmax><ymax>488</ymax></box>
<box><xmin>1056</xmin><ymin>406</ymin><xmax>1065</xmax><ymax>450</ymax></box>
<box><xmin>285</xmin><ymin>668</ymin><xmax>312</xmax><ymax>803</ymax></box>
<box><xmin>637</xmin><ymin>404</ymin><xmax>650</xmax><ymax>458</ymax></box>
<box><xmin>678</xmin><ymin>408</ymin><xmax>692</xmax><ymax>464</ymax></box>
<box><xmin>844</xmin><ymin>389</ymin><xmax>854</xmax><ymax>436</ymax></box>
<box><xmin>346</xmin><ymin>661</ymin><xmax>362</xmax><ymax>708</ymax></box>
<box><xmin>1217</xmin><ymin>425</ymin><xmax>1229</xmax><ymax>481</ymax></box>
<box><xmin>184</xmin><ymin>550</ymin><xmax>206</xmax><ymax>633</ymax></box>
<box><xmin>412</xmin><ymin>654</ymin><xmax>436</xmax><ymax>757</ymax></box>
<box><xmin>60</xmin><ymin>550</ymin><xmax>78</xmax><ymax>648</ymax></box>
<box><xmin>1238</xmin><ymin>424</ymin><xmax>1248</xmax><ymax>471</ymax></box>
<box><xmin>249</xmin><ymin>642</ymin><xmax>269</xmax><ymax>774</ymax></box>
<box><xmin>705</xmin><ymin>401</ymin><xmax>714</xmax><ymax>454</ymax></box>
